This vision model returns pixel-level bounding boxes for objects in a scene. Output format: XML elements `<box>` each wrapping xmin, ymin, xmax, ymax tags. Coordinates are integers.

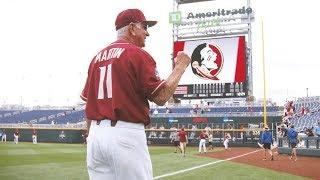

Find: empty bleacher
<box><xmin>289</xmin><ymin>96</ymin><xmax>320</xmax><ymax>130</ymax></box>
<box><xmin>0</xmin><ymin>110</ymin><xmax>65</xmax><ymax>124</ymax></box>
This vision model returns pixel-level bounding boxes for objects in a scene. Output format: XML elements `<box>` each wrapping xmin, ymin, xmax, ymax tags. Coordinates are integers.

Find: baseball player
<box><xmin>1</xmin><ymin>129</ymin><xmax>6</xmax><ymax>142</ymax></box>
<box><xmin>81</xmin><ymin>8</ymin><xmax>191</xmax><ymax>180</ymax></box>
<box><xmin>178</xmin><ymin>128</ymin><xmax>188</xmax><ymax>157</ymax></box>
<box><xmin>32</xmin><ymin>130</ymin><xmax>37</xmax><ymax>144</ymax></box>
<box><xmin>223</xmin><ymin>133</ymin><xmax>231</xmax><ymax>150</ymax></box>
<box><xmin>14</xmin><ymin>130</ymin><xmax>19</xmax><ymax>144</ymax></box>
<box><xmin>171</xmin><ymin>129</ymin><xmax>181</xmax><ymax>153</ymax></box>
<box><xmin>198</xmin><ymin>130</ymin><xmax>208</xmax><ymax>154</ymax></box>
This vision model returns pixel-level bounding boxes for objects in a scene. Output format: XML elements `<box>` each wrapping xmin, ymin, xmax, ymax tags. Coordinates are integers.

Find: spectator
<box><xmin>314</xmin><ymin>122</ymin><xmax>320</xmax><ymax>137</ymax></box>
<box><xmin>284</xmin><ymin>101</ymin><xmax>295</xmax><ymax>117</ymax></box>
<box><xmin>204</xmin><ymin>125</ymin><xmax>211</xmax><ymax>134</ymax></box>
<box><xmin>305</xmin><ymin>127</ymin><xmax>314</xmax><ymax>137</ymax></box>
<box><xmin>148</xmin><ymin>125</ymin><xmax>157</xmax><ymax>138</ymax></box>
<box><xmin>280</xmin><ymin>124</ymin><xmax>288</xmax><ymax>137</ymax></box>
<box><xmin>226</xmin><ymin>123</ymin><xmax>233</xmax><ymax>129</ymax></box>
<box><xmin>158</xmin><ymin>124</ymin><xmax>165</xmax><ymax>138</ymax></box>
<box><xmin>169</xmin><ymin>125</ymin><xmax>177</xmax><ymax>140</ymax></box>
<box><xmin>300</xmin><ymin>106</ymin><xmax>305</xmax><ymax>115</ymax></box>
<box><xmin>305</xmin><ymin>107</ymin><xmax>310</xmax><ymax>114</ymax></box>
<box><xmin>153</xmin><ymin>109</ymin><xmax>158</xmax><ymax>115</ymax></box>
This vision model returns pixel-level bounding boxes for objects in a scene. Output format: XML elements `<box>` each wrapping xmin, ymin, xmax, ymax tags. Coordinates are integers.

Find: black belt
<box><xmin>96</xmin><ymin>120</ymin><xmax>117</xmax><ymax>127</ymax></box>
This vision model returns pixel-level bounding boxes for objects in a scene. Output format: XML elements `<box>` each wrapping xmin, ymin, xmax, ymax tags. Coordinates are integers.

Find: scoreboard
<box><xmin>174</xmin><ymin>82</ymin><xmax>247</xmax><ymax>99</ymax></box>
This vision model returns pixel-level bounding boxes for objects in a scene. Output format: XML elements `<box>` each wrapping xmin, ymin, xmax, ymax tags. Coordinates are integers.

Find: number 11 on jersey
<box><xmin>98</xmin><ymin>64</ymin><xmax>112</xmax><ymax>99</ymax></box>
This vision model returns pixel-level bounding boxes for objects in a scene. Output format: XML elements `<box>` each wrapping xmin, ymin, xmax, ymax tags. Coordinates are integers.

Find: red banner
<box><xmin>192</xmin><ymin>117</ymin><xmax>208</xmax><ymax>123</ymax></box>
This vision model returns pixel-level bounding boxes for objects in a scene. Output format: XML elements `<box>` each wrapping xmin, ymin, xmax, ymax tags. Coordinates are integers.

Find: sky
<box><xmin>0</xmin><ymin>0</ymin><xmax>319</xmax><ymax>107</ymax></box>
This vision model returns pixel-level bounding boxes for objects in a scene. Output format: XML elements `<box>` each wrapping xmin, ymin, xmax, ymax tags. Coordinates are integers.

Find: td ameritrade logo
<box><xmin>169</xmin><ymin>11</ymin><xmax>182</xmax><ymax>24</ymax></box>
<box><xmin>169</xmin><ymin>6</ymin><xmax>252</xmax><ymax>29</ymax></box>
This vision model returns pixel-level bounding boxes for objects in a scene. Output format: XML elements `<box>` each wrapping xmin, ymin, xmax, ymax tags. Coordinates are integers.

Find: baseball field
<box><xmin>0</xmin><ymin>142</ymin><xmax>317</xmax><ymax>180</ymax></box>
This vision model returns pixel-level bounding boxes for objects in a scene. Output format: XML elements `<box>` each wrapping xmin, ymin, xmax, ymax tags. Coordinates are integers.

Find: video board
<box><xmin>173</xmin><ymin>36</ymin><xmax>248</xmax><ymax>99</ymax></box>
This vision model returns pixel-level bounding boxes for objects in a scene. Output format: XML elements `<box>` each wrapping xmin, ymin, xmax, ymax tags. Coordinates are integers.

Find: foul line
<box><xmin>153</xmin><ymin>149</ymin><xmax>262</xmax><ymax>179</ymax></box>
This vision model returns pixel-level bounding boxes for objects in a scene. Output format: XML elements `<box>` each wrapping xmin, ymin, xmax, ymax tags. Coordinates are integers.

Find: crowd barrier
<box><xmin>278</xmin><ymin>137</ymin><xmax>320</xmax><ymax>157</ymax></box>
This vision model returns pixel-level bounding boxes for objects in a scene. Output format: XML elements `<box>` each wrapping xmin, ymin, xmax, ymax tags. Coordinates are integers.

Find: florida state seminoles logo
<box><xmin>191</xmin><ymin>43</ymin><xmax>223</xmax><ymax>80</ymax></box>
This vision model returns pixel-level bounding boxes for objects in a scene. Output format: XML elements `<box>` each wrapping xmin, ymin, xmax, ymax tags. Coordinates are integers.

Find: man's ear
<box><xmin>129</xmin><ymin>23</ymin><xmax>136</xmax><ymax>36</ymax></box>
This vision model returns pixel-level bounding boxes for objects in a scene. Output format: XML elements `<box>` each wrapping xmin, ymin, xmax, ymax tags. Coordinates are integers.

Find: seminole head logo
<box><xmin>191</xmin><ymin>43</ymin><xmax>223</xmax><ymax>80</ymax></box>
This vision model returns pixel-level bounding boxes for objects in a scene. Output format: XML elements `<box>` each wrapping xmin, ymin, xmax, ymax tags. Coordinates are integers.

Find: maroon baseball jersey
<box><xmin>81</xmin><ymin>40</ymin><xmax>166</xmax><ymax>125</ymax></box>
<box><xmin>199</xmin><ymin>132</ymin><xmax>207</xmax><ymax>139</ymax></box>
<box><xmin>178</xmin><ymin>130</ymin><xmax>187</xmax><ymax>142</ymax></box>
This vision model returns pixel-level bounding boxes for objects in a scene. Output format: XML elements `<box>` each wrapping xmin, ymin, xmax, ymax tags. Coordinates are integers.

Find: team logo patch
<box><xmin>191</xmin><ymin>43</ymin><xmax>223</xmax><ymax>80</ymax></box>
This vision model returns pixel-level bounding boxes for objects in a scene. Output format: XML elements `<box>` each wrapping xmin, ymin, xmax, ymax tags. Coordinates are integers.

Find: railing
<box><xmin>278</xmin><ymin>137</ymin><xmax>320</xmax><ymax>149</ymax></box>
<box><xmin>151</xmin><ymin>111</ymin><xmax>281</xmax><ymax>118</ymax></box>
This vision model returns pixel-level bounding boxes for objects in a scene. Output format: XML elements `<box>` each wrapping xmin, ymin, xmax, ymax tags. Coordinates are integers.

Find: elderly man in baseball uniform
<box><xmin>81</xmin><ymin>8</ymin><xmax>191</xmax><ymax>180</ymax></box>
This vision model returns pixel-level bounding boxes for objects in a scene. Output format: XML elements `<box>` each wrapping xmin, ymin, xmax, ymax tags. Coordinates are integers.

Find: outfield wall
<box><xmin>2</xmin><ymin>129</ymin><xmax>84</xmax><ymax>143</ymax></box>
<box><xmin>150</xmin><ymin>116</ymin><xmax>281</xmax><ymax>125</ymax></box>
<box><xmin>0</xmin><ymin>115</ymin><xmax>281</xmax><ymax>144</ymax></box>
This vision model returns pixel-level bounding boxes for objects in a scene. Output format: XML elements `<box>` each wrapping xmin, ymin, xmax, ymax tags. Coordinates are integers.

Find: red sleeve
<box><xmin>132</xmin><ymin>49</ymin><xmax>166</xmax><ymax>100</ymax></box>
<box><xmin>80</xmin><ymin>59</ymin><xmax>95</xmax><ymax>102</ymax></box>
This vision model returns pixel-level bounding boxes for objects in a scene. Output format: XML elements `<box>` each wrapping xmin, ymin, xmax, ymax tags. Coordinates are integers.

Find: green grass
<box><xmin>0</xmin><ymin>142</ymin><xmax>306</xmax><ymax>180</ymax></box>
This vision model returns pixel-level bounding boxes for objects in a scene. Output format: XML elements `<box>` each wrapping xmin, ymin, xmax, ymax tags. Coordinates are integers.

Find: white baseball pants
<box><xmin>32</xmin><ymin>135</ymin><xmax>37</xmax><ymax>144</ymax></box>
<box><xmin>14</xmin><ymin>135</ymin><xmax>18</xmax><ymax>144</ymax></box>
<box><xmin>87</xmin><ymin>120</ymin><xmax>152</xmax><ymax>180</ymax></box>
<box><xmin>223</xmin><ymin>139</ymin><xmax>229</xmax><ymax>149</ymax></box>
<box><xmin>199</xmin><ymin>139</ymin><xmax>206</xmax><ymax>153</ymax></box>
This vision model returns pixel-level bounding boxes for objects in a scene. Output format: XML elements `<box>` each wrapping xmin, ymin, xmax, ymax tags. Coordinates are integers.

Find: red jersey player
<box><xmin>81</xmin><ymin>9</ymin><xmax>191</xmax><ymax>180</ymax></box>
<box><xmin>178</xmin><ymin>128</ymin><xmax>188</xmax><ymax>157</ymax></box>
<box><xmin>198</xmin><ymin>130</ymin><xmax>208</xmax><ymax>153</ymax></box>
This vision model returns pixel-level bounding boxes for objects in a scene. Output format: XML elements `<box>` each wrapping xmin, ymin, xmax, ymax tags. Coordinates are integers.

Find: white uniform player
<box><xmin>32</xmin><ymin>133</ymin><xmax>37</xmax><ymax>144</ymax></box>
<box><xmin>1</xmin><ymin>130</ymin><xmax>6</xmax><ymax>142</ymax></box>
<box><xmin>223</xmin><ymin>133</ymin><xmax>231</xmax><ymax>150</ymax></box>
<box><xmin>14</xmin><ymin>132</ymin><xmax>19</xmax><ymax>144</ymax></box>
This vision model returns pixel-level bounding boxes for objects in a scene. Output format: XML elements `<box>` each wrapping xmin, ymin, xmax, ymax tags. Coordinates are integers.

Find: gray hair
<box><xmin>117</xmin><ymin>25</ymin><xmax>129</xmax><ymax>37</ymax></box>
